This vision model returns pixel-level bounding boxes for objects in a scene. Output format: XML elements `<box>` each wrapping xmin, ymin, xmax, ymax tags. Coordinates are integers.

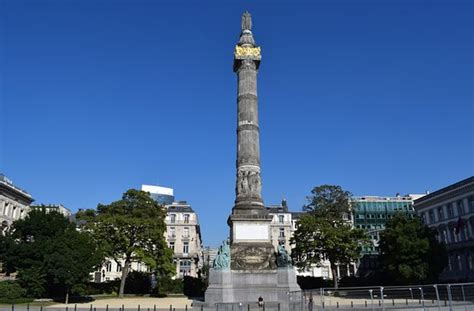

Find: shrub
<box><xmin>183</xmin><ymin>276</ymin><xmax>207</xmax><ymax>298</ymax></box>
<box><xmin>82</xmin><ymin>280</ymin><xmax>120</xmax><ymax>295</ymax></box>
<box><xmin>297</xmin><ymin>276</ymin><xmax>333</xmax><ymax>290</ymax></box>
<box><xmin>124</xmin><ymin>271</ymin><xmax>151</xmax><ymax>295</ymax></box>
<box><xmin>154</xmin><ymin>277</ymin><xmax>183</xmax><ymax>295</ymax></box>
<box><xmin>0</xmin><ymin>281</ymin><xmax>28</xmax><ymax>303</ymax></box>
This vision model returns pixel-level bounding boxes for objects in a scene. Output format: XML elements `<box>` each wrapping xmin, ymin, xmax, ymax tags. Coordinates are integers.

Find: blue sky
<box><xmin>1</xmin><ymin>0</ymin><xmax>473</xmax><ymax>246</ymax></box>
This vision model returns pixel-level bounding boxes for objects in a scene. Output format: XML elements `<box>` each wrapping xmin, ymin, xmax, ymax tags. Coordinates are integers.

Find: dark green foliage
<box><xmin>155</xmin><ymin>277</ymin><xmax>183</xmax><ymax>295</ymax></box>
<box><xmin>124</xmin><ymin>271</ymin><xmax>151</xmax><ymax>294</ymax></box>
<box><xmin>0</xmin><ymin>281</ymin><xmax>27</xmax><ymax>302</ymax></box>
<box><xmin>82</xmin><ymin>281</ymin><xmax>120</xmax><ymax>295</ymax></box>
<box><xmin>77</xmin><ymin>189</ymin><xmax>175</xmax><ymax>298</ymax></box>
<box><xmin>296</xmin><ymin>276</ymin><xmax>333</xmax><ymax>290</ymax></box>
<box><xmin>379</xmin><ymin>214</ymin><xmax>448</xmax><ymax>284</ymax></box>
<box><xmin>291</xmin><ymin>185</ymin><xmax>369</xmax><ymax>289</ymax></box>
<box><xmin>183</xmin><ymin>276</ymin><xmax>207</xmax><ymax>298</ymax></box>
<box><xmin>0</xmin><ymin>209</ymin><xmax>102</xmax><ymax>299</ymax></box>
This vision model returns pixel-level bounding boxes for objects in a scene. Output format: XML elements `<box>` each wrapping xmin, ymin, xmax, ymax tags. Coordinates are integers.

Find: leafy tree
<box><xmin>77</xmin><ymin>189</ymin><xmax>175</xmax><ymax>298</ymax></box>
<box><xmin>0</xmin><ymin>209</ymin><xmax>101</xmax><ymax>302</ymax></box>
<box><xmin>291</xmin><ymin>185</ymin><xmax>368</xmax><ymax>289</ymax></box>
<box><xmin>379</xmin><ymin>213</ymin><xmax>447</xmax><ymax>284</ymax></box>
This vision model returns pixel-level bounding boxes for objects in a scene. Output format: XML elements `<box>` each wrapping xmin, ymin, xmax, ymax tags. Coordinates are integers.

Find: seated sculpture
<box><xmin>276</xmin><ymin>244</ymin><xmax>292</xmax><ymax>268</ymax></box>
<box><xmin>212</xmin><ymin>240</ymin><xmax>230</xmax><ymax>270</ymax></box>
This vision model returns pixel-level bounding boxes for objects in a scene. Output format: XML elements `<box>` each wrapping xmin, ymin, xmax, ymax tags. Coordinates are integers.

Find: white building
<box><xmin>415</xmin><ymin>176</ymin><xmax>474</xmax><ymax>281</ymax></box>
<box><xmin>0</xmin><ymin>174</ymin><xmax>34</xmax><ymax>233</ymax></box>
<box><xmin>95</xmin><ymin>187</ymin><xmax>203</xmax><ymax>282</ymax></box>
<box><xmin>30</xmin><ymin>204</ymin><xmax>72</xmax><ymax>218</ymax></box>
<box><xmin>265</xmin><ymin>201</ymin><xmax>332</xmax><ymax>280</ymax></box>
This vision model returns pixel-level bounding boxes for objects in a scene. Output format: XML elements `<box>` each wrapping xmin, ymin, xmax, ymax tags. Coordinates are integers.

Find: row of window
<box><xmin>426</xmin><ymin>197</ymin><xmax>474</xmax><ymax>224</ymax></box>
<box><xmin>169</xmin><ymin>213</ymin><xmax>191</xmax><ymax>223</ymax></box>
<box><xmin>447</xmin><ymin>253</ymin><xmax>474</xmax><ymax>272</ymax></box>
<box><xmin>437</xmin><ymin>221</ymin><xmax>472</xmax><ymax>244</ymax></box>
<box><xmin>168</xmin><ymin>227</ymin><xmax>191</xmax><ymax>238</ymax></box>
<box><xmin>0</xmin><ymin>201</ymin><xmax>26</xmax><ymax>220</ymax></box>
<box><xmin>169</xmin><ymin>241</ymin><xmax>189</xmax><ymax>254</ymax></box>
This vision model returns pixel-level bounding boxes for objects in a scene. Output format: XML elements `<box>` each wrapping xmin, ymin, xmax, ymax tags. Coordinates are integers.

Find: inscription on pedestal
<box><xmin>231</xmin><ymin>243</ymin><xmax>277</xmax><ymax>270</ymax></box>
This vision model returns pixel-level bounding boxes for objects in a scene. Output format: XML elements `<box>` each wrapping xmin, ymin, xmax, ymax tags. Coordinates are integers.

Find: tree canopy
<box><xmin>291</xmin><ymin>185</ymin><xmax>368</xmax><ymax>288</ymax></box>
<box><xmin>0</xmin><ymin>208</ymin><xmax>101</xmax><ymax>301</ymax></box>
<box><xmin>77</xmin><ymin>189</ymin><xmax>175</xmax><ymax>297</ymax></box>
<box><xmin>379</xmin><ymin>213</ymin><xmax>447</xmax><ymax>284</ymax></box>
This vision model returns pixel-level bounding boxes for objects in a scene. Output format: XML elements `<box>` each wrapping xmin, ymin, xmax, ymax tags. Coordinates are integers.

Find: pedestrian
<box><xmin>258</xmin><ymin>296</ymin><xmax>264</xmax><ymax>308</ymax></box>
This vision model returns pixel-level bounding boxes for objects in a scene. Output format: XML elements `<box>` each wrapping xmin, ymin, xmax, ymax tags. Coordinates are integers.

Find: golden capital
<box><xmin>234</xmin><ymin>45</ymin><xmax>261</xmax><ymax>58</ymax></box>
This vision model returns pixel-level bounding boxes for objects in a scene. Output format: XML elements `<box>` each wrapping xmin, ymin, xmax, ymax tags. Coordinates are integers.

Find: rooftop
<box><xmin>0</xmin><ymin>173</ymin><xmax>33</xmax><ymax>201</ymax></box>
<box><xmin>166</xmin><ymin>201</ymin><xmax>195</xmax><ymax>213</ymax></box>
<box><xmin>353</xmin><ymin>194</ymin><xmax>424</xmax><ymax>202</ymax></box>
<box><xmin>414</xmin><ymin>176</ymin><xmax>474</xmax><ymax>205</ymax></box>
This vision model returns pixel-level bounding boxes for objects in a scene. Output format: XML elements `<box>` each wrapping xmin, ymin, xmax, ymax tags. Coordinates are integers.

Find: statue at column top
<box><xmin>242</xmin><ymin>11</ymin><xmax>252</xmax><ymax>31</ymax></box>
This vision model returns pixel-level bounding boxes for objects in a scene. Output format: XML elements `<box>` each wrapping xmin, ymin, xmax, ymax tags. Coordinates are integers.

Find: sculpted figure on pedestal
<box><xmin>213</xmin><ymin>240</ymin><xmax>230</xmax><ymax>270</ymax></box>
<box><xmin>276</xmin><ymin>244</ymin><xmax>292</xmax><ymax>268</ymax></box>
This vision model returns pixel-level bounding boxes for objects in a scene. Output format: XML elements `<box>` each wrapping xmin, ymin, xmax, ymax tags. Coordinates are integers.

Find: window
<box><xmin>428</xmin><ymin>210</ymin><xmax>435</xmax><ymax>223</ymax></box>
<box><xmin>447</xmin><ymin>204</ymin><xmax>454</xmax><ymax>218</ymax></box>
<box><xmin>470</xmin><ymin>196</ymin><xmax>474</xmax><ymax>213</ymax></box>
<box><xmin>457</xmin><ymin>255</ymin><xmax>462</xmax><ymax>271</ymax></box>
<box><xmin>106</xmin><ymin>261</ymin><xmax>112</xmax><ymax>272</ymax></box>
<box><xmin>444</xmin><ymin>228</ymin><xmax>450</xmax><ymax>243</ymax></box>
<box><xmin>179</xmin><ymin>260</ymin><xmax>192</xmax><ymax>277</ymax></box>
<box><xmin>458</xmin><ymin>200</ymin><xmax>465</xmax><ymax>216</ymax></box>
<box><xmin>184</xmin><ymin>227</ymin><xmax>189</xmax><ymax>238</ymax></box>
<box><xmin>448</xmin><ymin>257</ymin><xmax>452</xmax><ymax>271</ymax></box>
<box><xmin>183</xmin><ymin>242</ymin><xmax>189</xmax><ymax>254</ymax></box>
<box><xmin>184</xmin><ymin>214</ymin><xmax>190</xmax><ymax>224</ymax></box>
<box><xmin>169</xmin><ymin>241</ymin><xmax>175</xmax><ymax>251</ymax></box>
<box><xmin>116</xmin><ymin>264</ymin><xmax>122</xmax><ymax>273</ymax></box>
<box><xmin>278</xmin><ymin>215</ymin><xmax>284</xmax><ymax>224</ymax></box>
<box><xmin>170</xmin><ymin>214</ymin><xmax>176</xmax><ymax>223</ymax></box>
<box><xmin>437</xmin><ymin>207</ymin><xmax>444</xmax><ymax>221</ymax></box>
<box><xmin>469</xmin><ymin>254</ymin><xmax>474</xmax><ymax>270</ymax></box>
<box><xmin>279</xmin><ymin>228</ymin><xmax>285</xmax><ymax>238</ymax></box>
<box><xmin>169</xmin><ymin>227</ymin><xmax>176</xmax><ymax>238</ymax></box>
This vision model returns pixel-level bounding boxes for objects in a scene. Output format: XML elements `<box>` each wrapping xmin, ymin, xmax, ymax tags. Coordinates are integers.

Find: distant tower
<box><xmin>228</xmin><ymin>11</ymin><xmax>276</xmax><ymax>270</ymax></box>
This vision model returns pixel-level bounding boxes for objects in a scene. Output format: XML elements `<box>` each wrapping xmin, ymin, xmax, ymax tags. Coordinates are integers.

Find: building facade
<box><xmin>165</xmin><ymin>201</ymin><xmax>202</xmax><ymax>278</ymax></box>
<box><xmin>264</xmin><ymin>202</ymin><xmax>333</xmax><ymax>279</ymax></box>
<box><xmin>30</xmin><ymin>204</ymin><xmax>72</xmax><ymax>218</ymax></box>
<box><xmin>94</xmin><ymin>197</ymin><xmax>203</xmax><ymax>282</ymax></box>
<box><xmin>352</xmin><ymin>194</ymin><xmax>422</xmax><ymax>276</ymax></box>
<box><xmin>144</xmin><ymin>185</ymin><xmax>203</xmax><ymax>277</ymax></box>
<box><xmin>0</xmin><ymin>174</ymin><xmax>34</xmax><ymax>233</ymax></box>
<box><xmin>142</xmin><ymin>184</ymin><xmax>175</xmax><ymax>206</ymax></box>
<box><xmin>414</xmin><ymin>176</ymin><xmax>474</xmax><ymax>281</ymax></box>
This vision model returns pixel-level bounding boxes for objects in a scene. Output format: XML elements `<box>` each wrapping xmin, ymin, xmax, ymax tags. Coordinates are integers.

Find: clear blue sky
<box><xmin>1</xmin><ymin>0</ymin><xmax>473</xmax><ymax>246</ymax></box>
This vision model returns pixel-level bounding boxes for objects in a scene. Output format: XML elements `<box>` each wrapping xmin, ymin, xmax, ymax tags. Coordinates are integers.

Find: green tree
<box><xmin>0</xmin><ymin>208</ymin><xmax>101</xmax><ymax>301</ymax></box>
<box><xmin>291</xmin><ymin>185</ymin><xmax>368</xmax><ymax>289</ymax></box>
<box><xmin>379</xmin><ymin>213</ymin><xmax>447</xmax><ymax>284</ymax></box>
<box><xmin>77</xmin><ymin>189</ymin><xmax>175</xmax><ymax>298</ymax></box>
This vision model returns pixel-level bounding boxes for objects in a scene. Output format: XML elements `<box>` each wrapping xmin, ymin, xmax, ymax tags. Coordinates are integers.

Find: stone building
<box><xmin>94</xmin><ymin>198</ymin><xmax>203</xmax><ymax>282</ymax></box>
<box><xmin>414</xmin><ymin>176</ymin><xmax>474</xmax><ymax>281</ymax></box>
<box><xmin>165</xmin><ymin>201</ymin><xmax>203</xmax><ymax>278</ymax></box>
<box><xmin>266</xmin><ymin>201</ymin><xmax>293</xmax><ymax>251</ymax></box>
<box><xmin>0</xmin><ymin>174</ymin><xmax>34</xmax><ymax>233</ymax></box>
<box><xmin>30</xmin><ymin>204</ymin><xmax>72</xmax><ymax>218</ymax></box>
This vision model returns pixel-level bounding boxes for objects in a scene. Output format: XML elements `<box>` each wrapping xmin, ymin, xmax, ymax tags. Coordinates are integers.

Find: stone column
<box><xmin>233</xmin><ymin>11</ymin><xmax>264</xmax><ymax>215</ymax></box>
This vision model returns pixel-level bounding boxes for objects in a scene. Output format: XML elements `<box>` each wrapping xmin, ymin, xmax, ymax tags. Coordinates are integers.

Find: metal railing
<box><xmin>289</xmin><ymin>283</ymin><xmax>474</xmax><ymax>311</ymax></box>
